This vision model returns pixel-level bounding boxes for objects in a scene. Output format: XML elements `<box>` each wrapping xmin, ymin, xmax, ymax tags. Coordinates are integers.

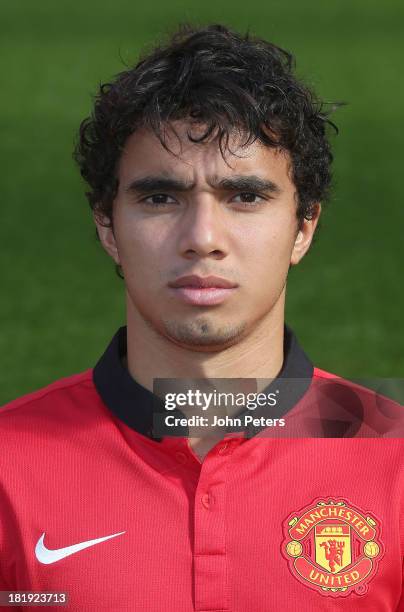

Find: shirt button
<box><xmin>218</xmin><ymin>443</ymin><xmax>229</xmax><ymax>455</ymax></box>
<box><xmin>201</xmin><ymin>493</ymin><xmax>211</xmax><ymax>509</ymax></box>
<box><xmin>175</xmin><ymin>452</ymin><xmax>187</xmax><ymax>464</ymax></box>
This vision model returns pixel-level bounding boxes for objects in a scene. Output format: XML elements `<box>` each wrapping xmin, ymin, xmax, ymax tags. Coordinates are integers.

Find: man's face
<box><xmin>96</xmin><ymin>120</ymin><xmax>319</xmax><ymax>351</ymax></box>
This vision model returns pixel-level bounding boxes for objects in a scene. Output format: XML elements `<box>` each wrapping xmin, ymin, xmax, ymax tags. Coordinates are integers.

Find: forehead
<box><xmin>117</xmin><ymin>120</ymin><xmax>294</xmax><ymax>189</ymax></box>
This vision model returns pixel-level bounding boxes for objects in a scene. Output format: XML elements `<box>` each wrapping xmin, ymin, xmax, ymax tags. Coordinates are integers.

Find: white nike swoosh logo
<box><xmin>35</xmin><ymin>531</ymin><xmax>126</xmax><ymax>564</ymax></box>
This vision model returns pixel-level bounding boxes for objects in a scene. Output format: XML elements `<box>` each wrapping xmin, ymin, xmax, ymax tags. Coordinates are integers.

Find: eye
<box><xmin>231</xmin><ymin>192</ymin><xmax>266</xmax><ymax>207</ymax></box>
<box><xmin>141</xmin><ymin>194</ymin><xmax>178</xmax><ymax>207</ymax></box>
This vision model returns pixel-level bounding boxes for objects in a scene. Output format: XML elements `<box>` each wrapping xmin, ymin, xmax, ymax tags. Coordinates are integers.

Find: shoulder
<box><xmin>0</xmin><ymin>368</ymin><xmax>115</xmax><ymax>481</ymax></box>
<box><xmin>0</xmin><ymin>369</ymin><xmax>96</xmax><ymax>430</ymax></box>
<box><xmin>311</xmin><ymin>367</ymin><xmax>404</xmax><ymax>438</ymax></box>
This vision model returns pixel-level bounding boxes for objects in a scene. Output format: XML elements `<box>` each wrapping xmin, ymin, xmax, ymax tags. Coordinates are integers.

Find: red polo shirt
<box><xmin>0</xmin><ymin>326</ymin><xmax>403</xmax><ymax>611</ymax></box>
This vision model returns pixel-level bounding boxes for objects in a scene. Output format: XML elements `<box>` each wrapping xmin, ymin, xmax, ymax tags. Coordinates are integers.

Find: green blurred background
<box><xmin>1</xmin><ymin>0</ymin><xmax>403</xmax><ymax>404</ymax></box>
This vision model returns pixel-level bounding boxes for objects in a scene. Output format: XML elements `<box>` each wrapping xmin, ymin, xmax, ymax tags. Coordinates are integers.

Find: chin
<box><xmin>161</xmin><ymin>317</ymin><xmax>248</xmax><ymax>351</ymax></box>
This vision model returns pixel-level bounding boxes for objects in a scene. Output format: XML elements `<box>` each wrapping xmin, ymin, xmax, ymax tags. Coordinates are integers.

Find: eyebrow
<box><xmin>125</xmin><ymin>174</ymin><xmax>282</xmax><ymax>195</ymax></box>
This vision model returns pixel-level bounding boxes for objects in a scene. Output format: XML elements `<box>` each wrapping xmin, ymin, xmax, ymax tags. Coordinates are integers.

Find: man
<box><xmin>0</xmin><ymin>24</ymin><xmax>403</xmax><ymax>611</ymax></box>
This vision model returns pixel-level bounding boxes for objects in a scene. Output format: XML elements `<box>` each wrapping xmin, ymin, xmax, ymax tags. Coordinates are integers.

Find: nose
<box><xmin>177</xmin><ymin>198</ymin><xmax>229</xmax><ymax>260</ymax></box>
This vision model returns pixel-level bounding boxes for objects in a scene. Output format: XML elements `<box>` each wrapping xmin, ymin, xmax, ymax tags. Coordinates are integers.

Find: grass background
<box><xmin>1</xmin><ymin>0</ymin><xmax>403</xmax><ymax>404</ymax></box>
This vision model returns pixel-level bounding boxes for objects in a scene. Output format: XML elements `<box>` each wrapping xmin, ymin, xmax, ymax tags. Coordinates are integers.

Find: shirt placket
<box><xmin>188</xmin><ymin>437</ymin><xmax>243</xmax><ymax>612</ymax></box>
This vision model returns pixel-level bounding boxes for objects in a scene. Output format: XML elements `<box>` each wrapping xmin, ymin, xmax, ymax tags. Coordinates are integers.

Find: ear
<box><xmin>93</xmin><ymin>211</ymin><xmax>121</xmax><ymax>266</ymax></box>
<box><xmin>290</xmin><ymin>203</ymin><xmax>321</xmax><ymax>266</ymax></box>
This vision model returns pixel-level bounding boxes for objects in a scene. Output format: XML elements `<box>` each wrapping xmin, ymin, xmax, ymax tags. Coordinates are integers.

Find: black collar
<box><xmin>93</xmin><ymin>325</ymin><xmax>313</xmax><ymax>440</ymax></box>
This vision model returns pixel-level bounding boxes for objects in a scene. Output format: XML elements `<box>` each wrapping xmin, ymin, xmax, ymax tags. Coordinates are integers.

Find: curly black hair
<box><xmin>74</xmin><ymin>23</ymin><xmax>339</xmax><ymax>278</ymax></box>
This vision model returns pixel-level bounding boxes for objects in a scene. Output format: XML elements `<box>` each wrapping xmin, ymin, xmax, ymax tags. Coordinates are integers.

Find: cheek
<box><xmin>114</xmin><ymin>216</ymin><xmax>171</xmax><ymax>286</ymax></box>
<box><xmin>235</xmin><ymin>217</ymin><xmax>296</xmax><ymax>276</ymax></box>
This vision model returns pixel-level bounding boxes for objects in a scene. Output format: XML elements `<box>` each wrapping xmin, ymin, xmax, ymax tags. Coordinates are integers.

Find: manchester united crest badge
<box><xmin>282</xmin><ymin>498</ymin><xmax>384</xmax><ymax>597</ymax></box>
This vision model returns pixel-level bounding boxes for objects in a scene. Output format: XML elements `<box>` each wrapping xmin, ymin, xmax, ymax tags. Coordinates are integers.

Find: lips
<box><xmin>168</xmin><ymin>275</ymin><xmax>238</xmax><ymax>306</ymax></box>
<box><xmin>168</xmin><ymin>275</ymin><xmax>238</xmax><ymax>289</ymax></box>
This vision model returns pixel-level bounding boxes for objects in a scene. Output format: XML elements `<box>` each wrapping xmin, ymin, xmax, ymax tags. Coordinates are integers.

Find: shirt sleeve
<box><xmin>399</xmin><ymin>493</ymin><xmax>404</xmax><ymax>610</ymax></box>
<box><xmin>0</xmin><ymin>487</ymin><xmax>11</xmax><ymax>590</ymax></box>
